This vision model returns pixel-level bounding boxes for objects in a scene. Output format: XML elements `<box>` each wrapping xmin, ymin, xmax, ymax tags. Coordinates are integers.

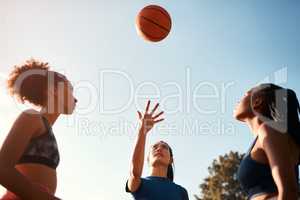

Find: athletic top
<box><xmin>17</xmin><ymin>116</ymin><xmax>60</xmax><ymax>169</ymax></box>
<box><xmin>237</xmin><ymin>136</ymin><xmax>299</xmax><ymax>199</ymax></box>
<box><xmin>126</xmin><ymin>176</ymin><xmax>189</xmax><ymax>200</ymax></box>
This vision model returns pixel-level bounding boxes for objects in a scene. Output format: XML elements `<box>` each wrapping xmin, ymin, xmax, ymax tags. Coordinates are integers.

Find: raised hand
<box><xmin>137</xmin><ymin>100</ymin><xmax>164</xmax><ymax>134</ymax></box>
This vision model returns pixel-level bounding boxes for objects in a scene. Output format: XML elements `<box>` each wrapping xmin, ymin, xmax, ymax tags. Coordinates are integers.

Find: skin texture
<box><xmin>148</xmin><ymin>141</ymin><xmax>173</xmax><ymax>176</ymax></box>
<box><xmin>234</xmin><ymin>88</ymin><xmax>299</xmax><ymax>200</ymax></box>
<box><xmin>0</xmin><ymin>74</ymin><xmax>77</xmax><ymax>200</ymax></box>
<box><xmin>127</xmin><ymin>100</ymin><xmax>169</xmax><ymax>193</ymax></box>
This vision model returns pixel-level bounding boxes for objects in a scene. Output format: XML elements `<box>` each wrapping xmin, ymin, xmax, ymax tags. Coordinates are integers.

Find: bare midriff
<box><xmin>5</xmin><ymin>163</ymin><xmax>57</xmax><ymax>197</ymax></box>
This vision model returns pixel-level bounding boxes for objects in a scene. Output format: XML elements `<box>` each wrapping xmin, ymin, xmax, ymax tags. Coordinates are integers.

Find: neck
<box><xmin>40</xmin><ymin>107</ymin><xmax>60</xmax><ymax>125</ymax></box>
<box><xmin>149</xmin><ymin>165</ymin><xmax>168</xmax><ymax>178</ymax></box>
<box><xmin>245</xmin><ymin>116</ymin><xmax>263</xmax><ymax>136</ymax></box>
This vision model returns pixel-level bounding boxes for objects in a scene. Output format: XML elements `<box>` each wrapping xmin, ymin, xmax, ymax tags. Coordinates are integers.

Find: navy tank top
<box><xmin>126</xmin><ymin>176</ymin><xmax>189</xmax><ymax>200</ymax></box>
<box><xmin>237</xmin><ymin>136</ymin><xmax>299</xmax><ymax>199</ymax></box>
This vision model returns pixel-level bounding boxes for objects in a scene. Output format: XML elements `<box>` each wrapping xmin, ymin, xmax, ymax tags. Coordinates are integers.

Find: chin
<box><xmin>234</xmin><ymin>113</ymin><xmax>247</xmax><ymax>122</ymax></box>
<box><xmin>63</xmin><ymin>107</ymin><xmax>75</xmax><ymax>115</ymax></box>
<box><xmin>67</xmin><ymin>109</ymin><xmax>75</xmax><ymax>115</ymax></box>
<box><xmin>233</xmin><ymin>110</ymin><xmax>242</xmax><ymax>121</ymax></box>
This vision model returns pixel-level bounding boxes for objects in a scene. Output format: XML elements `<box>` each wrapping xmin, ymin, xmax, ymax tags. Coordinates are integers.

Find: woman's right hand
<box><xmin>137</xmin><ymin>100</ymin><xmax>164</xmax><ymax>134</ymax></box>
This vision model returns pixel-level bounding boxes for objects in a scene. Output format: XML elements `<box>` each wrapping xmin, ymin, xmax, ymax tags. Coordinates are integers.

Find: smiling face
<box><xmin>148</xmin><ymin>141</ymin><xmax>173</xmax><ymax>168</ymax></box>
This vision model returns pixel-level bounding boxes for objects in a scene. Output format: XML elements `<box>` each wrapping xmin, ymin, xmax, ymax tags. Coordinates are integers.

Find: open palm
<box><xmin>138</xmin><ymin>100</ymin><xmax>164</xmax><ymax>134</ymax></box>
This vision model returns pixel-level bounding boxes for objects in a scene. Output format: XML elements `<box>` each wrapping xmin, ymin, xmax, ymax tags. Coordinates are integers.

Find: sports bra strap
<box><xmin>41</xmin><ymin>116</ymin><xmax>51</xmax><ymax>131</ymax></box>
<box><xmin>247</xmin><ymin>136</ymin><xmax>258</xmax><ymax>155</ymax></box>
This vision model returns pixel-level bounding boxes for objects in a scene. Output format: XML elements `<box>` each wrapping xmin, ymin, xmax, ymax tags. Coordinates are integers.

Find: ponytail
<box><xmin>167</xmin><ymin>164</ymin><xmax>174</xmax><ymax>181</ymax></box>
<box><xmin>167</xmin><ymin>147</ymin><xmax>174</xmax><ymax>181</ymax></box>
<box><xmin>252</xmin><ymin>84</ymin><xmax>300</xmax><ymax>146</ymax></box>
<box><xmin>286</xmin><ymin>89</ymin><xmax>300</xmax><ymax>146</ymax></box>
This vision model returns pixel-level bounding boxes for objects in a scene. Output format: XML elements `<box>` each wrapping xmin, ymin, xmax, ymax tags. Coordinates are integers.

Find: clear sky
<box><xmin>0</xmin><ymin>0</ymin><xmax>300</xmax><ymax>199</ymax></box>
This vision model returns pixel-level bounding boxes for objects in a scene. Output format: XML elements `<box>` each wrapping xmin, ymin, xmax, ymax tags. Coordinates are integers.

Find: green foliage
<box><xmin>195</xmin><ymin>151</ymin><xmax>247</xmax><ymax>200</ymax></box>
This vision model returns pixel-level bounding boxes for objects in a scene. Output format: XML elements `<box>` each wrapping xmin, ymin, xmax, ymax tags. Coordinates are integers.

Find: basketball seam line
<box><xmin>143</xmin><ymin>6</ymin><xmax>172</xmax><ymax>22</ymax></box>
<box><xmin>139</xmin><ymin>28</ymin><xmax>167</xmax><ymax>41</ymax></box>
<box><xmin>141</xmin><ymin>16</ymin><xmax>170</xmax><ymax>32</ymax></box>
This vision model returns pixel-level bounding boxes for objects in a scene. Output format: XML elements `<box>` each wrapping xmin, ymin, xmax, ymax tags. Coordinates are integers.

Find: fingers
<box><xmin>143</xmin><ymin>100</ymin><xmax>164</xmax><ymax>120</ymax></box>
<box><xmin>154</xmin><ymin>118</ymin><xmax>164</xmax><ymax>124</ymax></box>
<box><xmin>150</xmin><ymin>103</ymin><xmax>159</xmax><ymax>115</ymax></box>
<box><xmin>153</xmin><ymin>111</ymin><xmax>164</xmax><ymax>119</ymax></box>
<box><xmin>137</xmin><ymin>111</ymin><xmax>142</xmax><ymax>119</ymax></box>
<box><xmin>145</xmin><ymin>100</ymin><xmax>151</xmax><ymax>114</ymax></box>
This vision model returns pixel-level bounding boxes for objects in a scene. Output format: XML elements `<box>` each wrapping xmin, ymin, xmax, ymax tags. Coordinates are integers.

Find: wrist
<box><xmin>138</xmin><ymin>127</ymin><xmax>148</xmax><ymax>136</ymax></box>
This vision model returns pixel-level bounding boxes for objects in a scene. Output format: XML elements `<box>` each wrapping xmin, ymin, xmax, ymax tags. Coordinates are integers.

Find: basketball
<box><xmin>136</xmin><ymin>5</ymin><xmax>172</xmax><ymax>42</ymax></box>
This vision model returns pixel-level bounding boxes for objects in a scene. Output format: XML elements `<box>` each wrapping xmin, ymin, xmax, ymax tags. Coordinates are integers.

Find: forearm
<box><xmin>130</xmin><ymin>128</ymin><xmax>147</xmax><ymax>178</ymax></box>
<box><xmin>0</xmin><ymin>166</ymin><xmax>48</xmax><ymax>199</ymax></box>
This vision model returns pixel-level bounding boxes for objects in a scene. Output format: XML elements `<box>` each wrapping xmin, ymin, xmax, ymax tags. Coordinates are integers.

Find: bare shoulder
<box><xmin>18</xmin><ymin>109</ymin><xmax>41</xmax><ymax>122</ymax></box>
<box><xmin>14</xmin><ymin>109</ymin><xmax>44</xmax><ymax>135</ymax></box>
<box><xmin>257</xmin><ymin>123</ymin><xmax>289</xmax><ymax>148</ymax></box>
<box><xmin>0</xmin><ymin>109</ymin><xmax>44</xmax><ymax>166</ymax></box>
<box><xmin>21</xmin><ymin>109</ymin><xmax>40</xmax><ymax>117</ymax></box>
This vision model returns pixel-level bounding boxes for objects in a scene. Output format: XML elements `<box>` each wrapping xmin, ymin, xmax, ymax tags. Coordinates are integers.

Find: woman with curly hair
<box><xmin>0</xmin><ymin>59</ymin><xmax>77</xmax><ymax>200</ymax></box>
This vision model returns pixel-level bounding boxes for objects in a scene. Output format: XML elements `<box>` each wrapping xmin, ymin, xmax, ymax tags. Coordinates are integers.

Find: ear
<box><xmin>253</xmin><ymin>97</ymin><xmax>263</xmax><ymax>110</ymax></box>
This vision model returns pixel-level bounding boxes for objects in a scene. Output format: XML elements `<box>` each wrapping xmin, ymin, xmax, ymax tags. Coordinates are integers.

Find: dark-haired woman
<box><xmin>126</xmin><ymin>100</ymin><xmax>189</xmax><ymax>200</ymax></box>
<box><xmin>235</xmin><ymin>83</ymin><xmax>300</xmax><ymax>200</ymax></box>
<box><xmin>0</xmin><ymin>59</ymin><xmax>77</xmax><ymax>200</ymax></box>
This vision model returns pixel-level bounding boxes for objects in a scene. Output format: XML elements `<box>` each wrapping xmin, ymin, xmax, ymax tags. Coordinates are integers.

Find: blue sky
<box><xmin>0</xmin><ymin>0</ymin><xmax>300</xmax><ymax>199</ymax></box>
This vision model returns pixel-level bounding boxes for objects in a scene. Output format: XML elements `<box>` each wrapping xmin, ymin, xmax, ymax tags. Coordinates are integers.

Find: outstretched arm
<box><xmin>127</xmin><ymin>100</ymin><xmax>164</xmax><ymax>192</ymax></box>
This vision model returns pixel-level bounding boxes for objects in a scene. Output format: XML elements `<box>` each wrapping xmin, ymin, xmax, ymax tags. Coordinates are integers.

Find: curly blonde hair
<box><xmin>7</xmin><ymin>59</ymin><xmax>65</xmax><ymax>107</ymax></box>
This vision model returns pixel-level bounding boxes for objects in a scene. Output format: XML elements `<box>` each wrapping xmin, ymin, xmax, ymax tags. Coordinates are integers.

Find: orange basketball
<box><xmin>136</xmin><ymin>5</ymin><xmax>172</xmax><ymax>42</ymax></box>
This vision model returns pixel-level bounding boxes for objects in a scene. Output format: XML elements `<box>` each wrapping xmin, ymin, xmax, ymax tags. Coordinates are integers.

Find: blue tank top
<box><xmin>126</xmin><ymin>176</ymin><xmax>189</xmax><ymax>200</ymax></box>
<box><xmin>237</xmin><ymin>136</ymin><xmax>299</xmax><ymax>199</ymax></box>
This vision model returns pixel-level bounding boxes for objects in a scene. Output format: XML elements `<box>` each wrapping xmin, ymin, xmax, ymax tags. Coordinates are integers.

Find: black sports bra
<box><xmin>17</xmin><ymin>116</ymin><xmax>60</xmax><ymax>169</ymax></box>
<box><xmin>237</xmin><ymin>136</ymin><xmax>299</xmax><ymax>199</ymax></box>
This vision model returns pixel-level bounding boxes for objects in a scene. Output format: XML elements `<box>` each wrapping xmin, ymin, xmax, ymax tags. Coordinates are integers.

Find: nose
<box><xmin>155</xmin><ymin>148</ymin><xmax>163</xmax><ymax>154</ymax></box>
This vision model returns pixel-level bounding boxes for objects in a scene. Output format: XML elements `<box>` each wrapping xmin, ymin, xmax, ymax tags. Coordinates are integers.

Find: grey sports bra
<box><xmin>17</xmin><ymin>116</ymin><xmax>60</xmax><ymax>169</ymax></box>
